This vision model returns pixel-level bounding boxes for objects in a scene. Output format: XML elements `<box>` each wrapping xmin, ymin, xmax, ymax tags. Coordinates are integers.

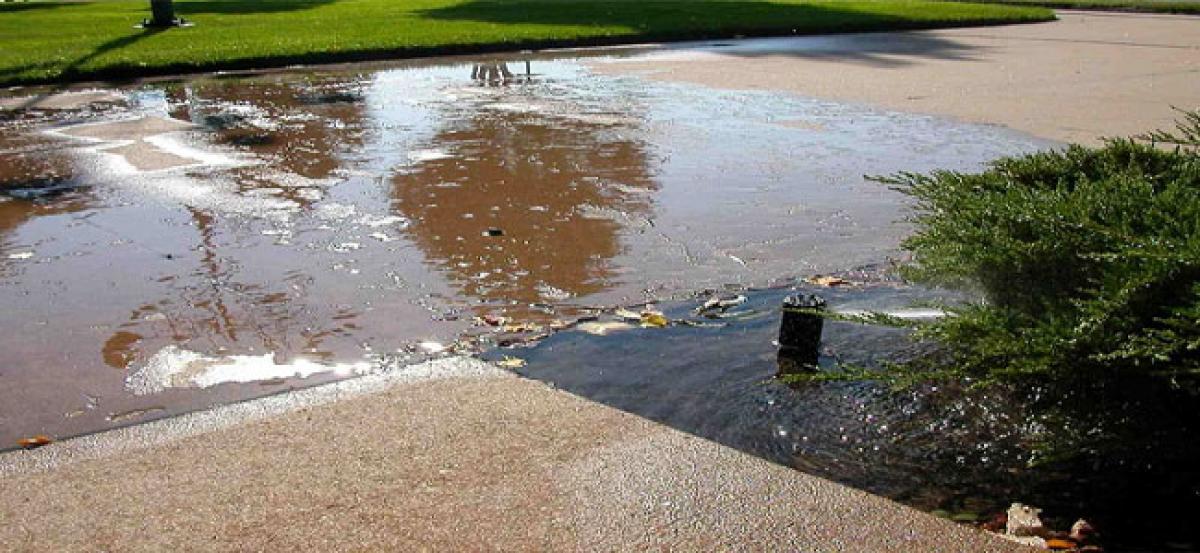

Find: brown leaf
<box><xmin>1046</xmin><ymin>538</ymin><xmax>1077</xmax><ymax>550</ymax></box>
<box><xmin>17</xmin><ymin>435</ymin><xmax>53</xmax><ymax>450</ymax></box>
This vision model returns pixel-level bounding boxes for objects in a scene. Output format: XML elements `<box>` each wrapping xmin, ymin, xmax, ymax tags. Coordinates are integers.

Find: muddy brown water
<box><xmin>0</xmin><ymin>52</ymin><xmax>1051</xmax><ymax>447</ymax></box>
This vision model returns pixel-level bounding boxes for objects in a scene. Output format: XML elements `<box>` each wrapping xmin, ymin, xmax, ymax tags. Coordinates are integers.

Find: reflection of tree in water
<box><xmin>164</xmin><ymin>76</ymin><xmax>368</xmax><ymax>205</ymax></box>
<box><xmin>471</xmin><ymin>62</ymin><xmax>534</xmax><ymax>86</ymax></box>
<box><xmin>100</xmin><ymin>207</ymin><xmax>360</xmax><ymax>370</ymax></box>
<box><xmin>392</xmin><ymin>79</ymin><xmax>657</xmax><ymax>315</ymax></box>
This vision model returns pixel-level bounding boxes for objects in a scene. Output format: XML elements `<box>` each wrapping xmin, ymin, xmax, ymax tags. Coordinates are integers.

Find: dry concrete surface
<box><xmin>593</xmin><ymin>11</ymin><xmax>1200</xmax><ymax>145</ymax></box>
<box><xmin>0</xmin><ymin>358</ymin><xmax>1028</xmax><ymax>552</ymax></box>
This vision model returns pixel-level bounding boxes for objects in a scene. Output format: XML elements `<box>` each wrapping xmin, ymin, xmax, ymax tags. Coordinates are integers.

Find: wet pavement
<box><xmin>0</xmin><ymin>51</ymin><xmax>1051</xmax><ymax>446</ymax></box>
<box><xmin>503</xmin><ymin>281</ymin><xmax>1200</xmax><ymax>549</ymax></box>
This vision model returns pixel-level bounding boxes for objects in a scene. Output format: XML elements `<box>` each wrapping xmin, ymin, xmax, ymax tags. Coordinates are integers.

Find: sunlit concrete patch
<box><xmin>589</xmin><ymin>11</ymin><xmax>1200</xmax><ymax>145</ymax></box>
<box><xmin>0</xmin><ymin>356</ymin><xmax>504</xmax><ymax>477</ymax></box>
<box><xmin>0</xmin><ymin>360</ymin><xmax>1023</xmax><ymax>552</ymax></box>
<box><xmin>125</xmin><ymin>345</ymin><xmax>374</xmax><ymax>395</ymax></box>
<box><xmin>559</xmin><ymin>430</ymin><xmax>1023</xmax><ymax>552</ymax></box>
<box><xmin>51</xmin><ymin>115</ymin><xmax>241</xmax><ymax>172</ymax></box>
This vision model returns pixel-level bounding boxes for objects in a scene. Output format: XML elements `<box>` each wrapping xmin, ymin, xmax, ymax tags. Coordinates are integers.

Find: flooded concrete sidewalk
<box><xmin>0</xmin><ymin>51</ymin><xmax>1048</xmax><ymax>446</ymax></box>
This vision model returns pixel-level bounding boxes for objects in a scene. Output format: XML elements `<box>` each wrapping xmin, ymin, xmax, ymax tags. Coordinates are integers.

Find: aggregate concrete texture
<box><xmin>0</xmin><ymin>358</ymin><xmax>1029</xmax><ymax>552</ymax></box>
<box><xmin>594</xmin><ymin>11</ymin><xmax>1200</xmax><ymax>145</ymax></box>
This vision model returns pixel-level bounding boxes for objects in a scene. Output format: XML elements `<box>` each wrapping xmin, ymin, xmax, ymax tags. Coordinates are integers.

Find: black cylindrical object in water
<box><xmin>149</xmin><ymin>0</ymin><xmax>176</xmax><ymax>27</ymax></box>
<box><xmin>778</xmin><ymin>294</ymin><xmax>825</xmax><ymax>371</ymax></box>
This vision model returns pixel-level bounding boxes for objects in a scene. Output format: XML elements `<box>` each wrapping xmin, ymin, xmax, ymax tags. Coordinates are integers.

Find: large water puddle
<box><xmin>0</xmin><ymin>51</ymin><xmax>1051</xmax><ymax>445</ymax></box>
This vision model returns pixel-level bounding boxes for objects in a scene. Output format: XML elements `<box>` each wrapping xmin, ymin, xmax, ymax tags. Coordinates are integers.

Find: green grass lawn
<box><xmin>0</xmin><ymin>0</ymin><xmax>1053</xmax><ymax>86</ymax></box>
<box><xmin>948</xmin><ymin>0</ymin><xmax>1200</xmax><ymax>14</ymax></box>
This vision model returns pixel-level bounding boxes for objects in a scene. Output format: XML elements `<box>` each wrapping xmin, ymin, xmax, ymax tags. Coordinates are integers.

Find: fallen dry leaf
<box><xmin>807</xmin><ymin>275</ymin><xmax>849</xmax><ymax>287</ymax></box>
<box><xmin>1046</xmin><ymin>538</ymin><xmax>1077</xmax><ymax>550</ymax></box>
<box><xmin>640</xmin><ymin>311</ymin><xmax>669</xmax><ymax>328</ymax></box>
<box><xmin>17</xmin><ymin>435</ymin><xmax>53</xmax><ymax>450</ymax></box>
<box><xmin>496</xmin><ymin>356</ymin><xmax>527</xmax><ymax>369</ymax></box>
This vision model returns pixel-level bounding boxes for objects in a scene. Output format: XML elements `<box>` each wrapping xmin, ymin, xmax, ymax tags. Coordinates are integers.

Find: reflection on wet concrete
<box><xmin>0</xmin><ymin>54</ymin><xmax>1051</xmax><ymax>446</ymax></box>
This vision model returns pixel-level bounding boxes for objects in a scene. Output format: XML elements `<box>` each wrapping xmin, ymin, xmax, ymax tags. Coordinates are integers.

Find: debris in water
<box><xmin>614</xmin><ymin>308</ymin><xmax>642</xmax><ymax>322</ymax></box>
<box><xmin>330</xmin><ymin>242</ymin><xmax>362</xmax><ymax>253</ymax></box>
<box><xmin>676</xmin><ymin>319</ymin><xmax>727</xmax><ymax>328</ymax></box>
<box><xmin>361</xmin><ymin>214</ymin><xmax>408</xmax><ymax>228</ymax></box>
<box><xmin>711</xmin><ymin>308</ymin><xmax>767</xmax><ymax>321</ymax></box>
<box><xmin>576</xmin><ymin>321</ymin><xmax>635</xmax><ymax>336</ymax></box>
<box><xmin>16</xmin><ymin>435</ymin><xmax>53</xmax><ymax>450</ymax></box>
<box><xmin>536</xmin><ymin>283</ymin><xmax>572</xmax><ymax>301</ymax></box>
<box><xmin>1046</xmin><ymin>538</ymin><xmax>1077</xmax><ymax>550</ymax></box>
<box><xmin>502</xmin><ymin>321</ymin><xmax>543</xmax><ymax>333</ymax></box>
<box><xmin>496</xmin><ymin>332</ymin><xmax>552</xmax><ymax>348</ymax></box>
<box><xmin>496</xmin><ymin>356</ymin><xmax>527</xmax><ymax>369</ymax></box>
<box><xmin>1001</xmin><ymin>503</ymin><xmax>1048</xmax><ymax>548</ymax></box>
<box><xmin>1070</xmin><ymin>520</ymin><xmax>1096</xmax><ymax>543</ymax></box>
<box><xmin>106</xmin><ymin>406</ymin><xmax>166</xmax><ymax>423</ymax></box>
<box><xmin>640</xmin><ymin>311</ymin><xmax>669</xmax><ymax>328</ymax></box>
<box><xmin>807</xmin><ymin>275</ymin><xmax>850</xmax><ymax>287</ymax></box>
<box><xmin>1006</xmin><ymin>503</ymin><xmax>1045</xmax><ymax>537</ymax></box>
<box><xmin>476</xmin><ymin>314</ymin><xmax>507</xmax><ymax>327</ymax></box>
<box><xmin>418</xmin><ymin>341</ymin><xmax>447</xmax><ymax>354</ymax></box>
<box><xmin>697</xmin><ymin>293</ymin><xmax>747</xmax><ymax>314</ymax></box>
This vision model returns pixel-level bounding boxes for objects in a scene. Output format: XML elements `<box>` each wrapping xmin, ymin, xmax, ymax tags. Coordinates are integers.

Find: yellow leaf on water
<box><xmin>497</xmin><ymin>356</ymin><xmax>527</xmax><ymax>369</ymax></box>
<box><xmin>640</xmin><ymin>311</ymin><xmax>669</xmax><ymax>328</ymax></box>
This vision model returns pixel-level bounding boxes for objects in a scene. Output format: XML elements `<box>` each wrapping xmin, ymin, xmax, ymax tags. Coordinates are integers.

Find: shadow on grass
<box><xmin>0</xmin><ymin>0</ymin><xmax>336</xmax><ymax>15</ymax></box>
<box><xmin>175</xmin><ymin>0</ymin><xmax>335</xmax><ymax>16</ymax></box>
<box><xmin>0</xmin><ymin>61</ymin><xmax>58</xmax><ymax>82</ymax></box>
<box><xmin>0</xmin><ymin>2</ymin><xmax>75</xmax><ymax>13</ymax></box>
<box><xmin>416</xmin><ymin>0</ymin><xmax>1009</xmax><ymax>67</ymax></box>
<box><xmin>10</xmin><ymin>28</ymin><xmax>163</xmax><ymax>108</ymax></box>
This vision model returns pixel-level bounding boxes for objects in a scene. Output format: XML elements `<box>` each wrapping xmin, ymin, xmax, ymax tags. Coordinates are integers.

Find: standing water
<box><xmin>1</xmin><ymin>51</ymin><xmax>1047</xmax><ymax>458</ymax></box>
